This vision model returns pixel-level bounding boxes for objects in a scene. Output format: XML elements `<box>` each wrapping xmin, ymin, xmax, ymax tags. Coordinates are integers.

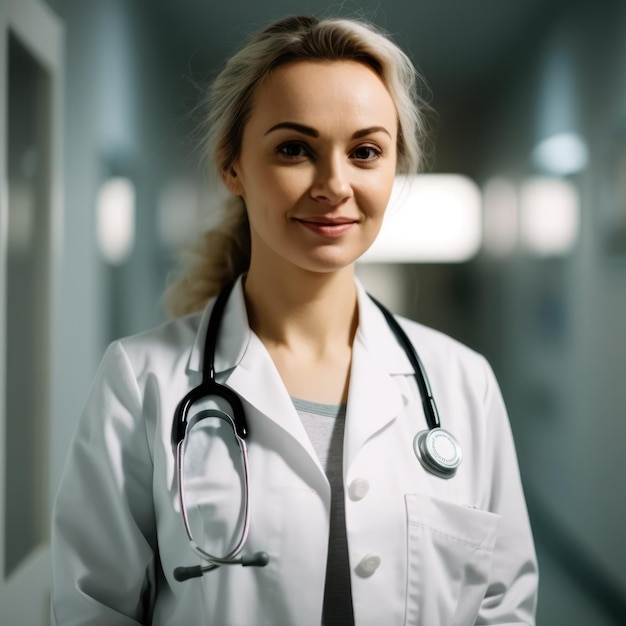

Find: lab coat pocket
<box><xmin>404</xmin><ymin>493</ymin><xmax>499</xmax><ymax>626</ymax></box>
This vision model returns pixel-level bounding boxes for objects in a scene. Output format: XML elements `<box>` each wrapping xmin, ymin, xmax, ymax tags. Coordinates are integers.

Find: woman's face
<box><xmin>225</xmin><ymin>60</ymin><xmax>398</xmax><ymax>276</ymax></box>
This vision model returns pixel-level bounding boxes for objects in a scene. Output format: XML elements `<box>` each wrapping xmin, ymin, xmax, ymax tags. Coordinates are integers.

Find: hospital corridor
<box><xmin>1</xmin><ymin>0</ymin><xmax>626</xmax><ymax>624</ymax></box>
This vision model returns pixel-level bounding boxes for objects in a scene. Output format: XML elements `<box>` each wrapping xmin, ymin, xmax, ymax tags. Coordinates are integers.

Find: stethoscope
<box><xmin>172</xmin><ymin>281</ymin><xmax>462</xmax><ymax>581</ymax></box>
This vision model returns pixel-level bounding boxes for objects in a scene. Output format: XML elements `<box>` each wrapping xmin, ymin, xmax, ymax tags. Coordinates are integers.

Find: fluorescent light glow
<box><xmin>519</xmin><ymin>177</ymin><xmax>579</xmax><ymax>256</ymax></box>
<box><xmin>532</xmin><ymin>132</ymin><xmax>588</xmax><ymax>176</ymax></box>
<box><xmin>483</xmin><ymin>178</ymin><xmax>518</xmax><ymax>256</ymax></box>
<box><xmin>361</xmin><ymin>174</ymin><xmax>482</xmax><ymax>263</ymax></box>
<box><xmin>96</xmin><ymin>177</ymin><xmax>135</xmax><ymax>264</ymax></box>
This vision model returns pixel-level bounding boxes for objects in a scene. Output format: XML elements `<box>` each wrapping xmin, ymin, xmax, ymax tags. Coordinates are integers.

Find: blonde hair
<box><xmin>164</xmin><ymin>15</ymin><xmax>430</xmax><ymax>317</ymax></box>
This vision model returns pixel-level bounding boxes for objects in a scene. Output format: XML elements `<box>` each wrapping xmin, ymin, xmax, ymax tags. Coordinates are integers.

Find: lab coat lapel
<box><xmin>225</xmin><ymin>333</ymin><xmax>329</xmax><ymax>482</ymax></box>
<box><xmin>225</xmin><ymin>334</ymin><xmax>317</xmax><ymax>452</ymax></box>
<box><xmin>186</xmin><ymin>278</ymin><xmax>414</xmax><ymax>476</ymax></box>
<box><xmin>343</xmin><ymin>285</ymin><xmax>414</xmax><ymax>473</ymax></box>
<box><xmin>187</xmin><ymin>278</ymin><xmax>325</xmax><ymax>473</ymax></box>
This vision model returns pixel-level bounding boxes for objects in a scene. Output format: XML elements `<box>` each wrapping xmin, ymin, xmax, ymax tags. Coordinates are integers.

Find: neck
<box><xmin>244</xmin><ymin>264</ymin><xmax>358</xmax><ymax>354</ymax></box>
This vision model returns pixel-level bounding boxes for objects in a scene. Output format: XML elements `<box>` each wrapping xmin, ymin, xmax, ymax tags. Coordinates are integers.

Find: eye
<box><xmin>277</xmin><ymin>142</ymin><xmax>310</xmax><ymax>159</ymax></box>
<box><xmin>352</xmin><ymin>145</ymin><xmax>382</xmax><ymax>161</ymax></box>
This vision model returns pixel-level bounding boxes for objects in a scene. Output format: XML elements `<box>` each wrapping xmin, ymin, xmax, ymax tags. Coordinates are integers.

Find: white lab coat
<box><xmin>51</xmin><ymin>278</ymin><xmax>538</xmax><ymax>625</ymax></box>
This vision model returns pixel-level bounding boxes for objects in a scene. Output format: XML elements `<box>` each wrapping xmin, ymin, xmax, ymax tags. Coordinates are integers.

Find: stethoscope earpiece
<box><xmin>413</xmin><ymin>428</ymin><xmax>462</xmax><ymax>479</ymax></box>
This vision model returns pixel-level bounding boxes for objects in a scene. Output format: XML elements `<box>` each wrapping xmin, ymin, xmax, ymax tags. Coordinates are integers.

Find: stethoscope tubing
<box><xmin>176</xmin><ymin>409</ymin><xmax>252</xmax><ymax>564</ymax></box>
<box><xmin>172</xmin><ymin>281</ymin><xmax>462</xmax><ymax>579</ymax></box>
<box><xmin>367</xmin><ymin>294</ymin><xmax>441</xmax><ymax>431</ymax></box>
<box><xmin>172</xmin><ymin>281</ymin><xmax>248</xmax><ymax>447</ymax></box>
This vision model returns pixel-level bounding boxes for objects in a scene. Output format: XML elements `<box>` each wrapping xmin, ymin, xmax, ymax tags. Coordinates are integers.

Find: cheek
<box><xmin>263</xmin><ymin>169</ymin><xmax>313</xmax><ymax>205</ymax></box>
<box><xmin>363</xmin><ymin>175</ymin><xmax>395</xmax><ymax>216</ymax></box>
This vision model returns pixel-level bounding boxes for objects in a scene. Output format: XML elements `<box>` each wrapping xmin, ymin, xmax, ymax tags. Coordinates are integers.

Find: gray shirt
<box><xmin>292</xmin><ymin>398</ymin><xmax>355</xmax><ymax>626</ymax></box>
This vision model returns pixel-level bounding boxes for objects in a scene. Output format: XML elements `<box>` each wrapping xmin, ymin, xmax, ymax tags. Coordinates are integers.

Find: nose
<box><xmin>310</xmin><ymin>153</ymin><xmax>354</xmax><ymax>205</ymax></box>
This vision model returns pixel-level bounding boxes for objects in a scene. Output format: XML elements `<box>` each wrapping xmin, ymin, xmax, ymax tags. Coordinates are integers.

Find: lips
<box><xmin>294</xmin><ymin>216</ymin><xmax>359</xmax><ymax>238</ymax></box>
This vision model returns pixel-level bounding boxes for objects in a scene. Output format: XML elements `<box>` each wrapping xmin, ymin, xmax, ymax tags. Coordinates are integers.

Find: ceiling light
<box><xmin>532</xmin><ymin>132</ymin><xmax>588</xmax><ymax>176</ymax></box>
<box><xmin>519</xmin><ymin>177</ymin><xmax>579</xmax><ymax>256</ymax></box>
<box><xmin>361</xmin><ymin>174</ymin><xmax>482</xmax><ymax>263</ymax></box>
<box><xmin>96</xmin><ymin>177</ymin><xmax>135</xmax><ymax>265</ymax></box>
<box><xmin>482</xmin><ymin>177</ymin><xmax>519</xmax><ymax>257</ymax></box>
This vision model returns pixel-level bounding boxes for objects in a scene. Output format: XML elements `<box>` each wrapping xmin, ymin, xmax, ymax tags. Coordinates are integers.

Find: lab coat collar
<box><xmin>353</xmin><ymin>281</ymin><xmax>414</xmax><ymax>376</ymax></box>
<box><xmin>186</xmin><ymin>277</ymin><xmax>323</xmax><ymax>476</ymax></box>
<box><xmin>187</xmin><ymin>275</ymin><xmax>251</xmax><ymax>375</ymax></box>
<box><xmin>343</xmin><ymin>281</ymin><xmax>413</xmax><ymax>468</ymax></box>
<box><xmin>186</xmin><ymin>276</ymin><xmax>414</xmax><ymax>473</ymax></box>
<box><xmin>187</xmin><ymin>276</ymin><xmax>415</xmax><ymax>378</ymax></box>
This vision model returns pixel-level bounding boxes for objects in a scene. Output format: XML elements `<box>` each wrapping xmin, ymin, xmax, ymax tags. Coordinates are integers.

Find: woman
<box><xmin>52</xmin><ymin>15</ymin><xmax>538</xmax><ymax>625</ymax></box>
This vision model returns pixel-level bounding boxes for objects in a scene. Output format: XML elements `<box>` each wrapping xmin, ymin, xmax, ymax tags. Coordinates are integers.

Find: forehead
<box><xmin>247</xmin><ymin>60</ymin><xmax>398</xmax><ymax>132</ymax></box>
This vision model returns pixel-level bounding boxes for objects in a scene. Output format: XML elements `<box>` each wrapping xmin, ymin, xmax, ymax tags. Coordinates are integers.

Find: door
<box><xmin>0</xmin><ymin>1</ymin><xmax>63</xmax><ymax>624</ymax></box>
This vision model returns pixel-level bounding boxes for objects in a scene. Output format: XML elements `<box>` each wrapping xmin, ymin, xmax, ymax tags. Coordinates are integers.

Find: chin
<box><xmin>298</xmin><ymin>252</ymin><xmax>362</xmax><ymax>274</ymax></box>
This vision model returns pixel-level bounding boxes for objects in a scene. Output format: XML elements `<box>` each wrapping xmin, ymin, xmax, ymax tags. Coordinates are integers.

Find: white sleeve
<box><xmin>51</xmin><ymin>341</ymin><xmax>157</xmax><ymax>625</ymax></box>
<box><xmin>476</xmin><ymin>358</ymin><xmax>539</xmax><ymax>625</ymax></box>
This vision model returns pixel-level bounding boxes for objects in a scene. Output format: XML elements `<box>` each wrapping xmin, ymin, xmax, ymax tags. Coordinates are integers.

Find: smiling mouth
<box><xmin>294</xmin><ymin>217</ymin><xmax>358</xmax><ymax>238</ymax></box>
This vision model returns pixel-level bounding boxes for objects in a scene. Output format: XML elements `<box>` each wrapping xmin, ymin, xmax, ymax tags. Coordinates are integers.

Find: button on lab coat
<box><xmin>52</xmin><ymin>279</ymin><xmax>538</xmax><ymax>625</ymax></box>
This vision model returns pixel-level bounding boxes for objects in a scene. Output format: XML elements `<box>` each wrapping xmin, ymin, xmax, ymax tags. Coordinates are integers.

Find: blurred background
<box><xmin>1</xmin><ymin>0</ymin><xmax>626</xmax><ymax>623</ymax></box>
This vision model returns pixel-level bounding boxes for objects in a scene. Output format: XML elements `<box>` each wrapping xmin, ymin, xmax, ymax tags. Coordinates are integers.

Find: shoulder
<box><xmin>358</xmin><ymin>286</ymin><xmax>493</xmax><ymax>394</ymax></box>
<box><xmin>105</xmin><ymin>310</ymin><xmax>206</xmax><ymax>381</ymax></box>
<box><xmin>120</xmin><ymin>310</ymin><xmax>204</xmax><ymax>352</ymax></box>
<box><xmin>358</xmin><ymin>281</ymin><xmax>491</xmax><ymax>386</ymax></box>
<box><xmin>394</xmin><ymin>314</ymin><xmax>495</xmax><ymax>397</ymax></box>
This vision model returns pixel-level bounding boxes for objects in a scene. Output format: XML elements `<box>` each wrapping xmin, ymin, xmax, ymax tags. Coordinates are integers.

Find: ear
<box><xmin>221</xmin><ymin>165</ymin><xmax>244</xmax><ymax>196</ymax></box>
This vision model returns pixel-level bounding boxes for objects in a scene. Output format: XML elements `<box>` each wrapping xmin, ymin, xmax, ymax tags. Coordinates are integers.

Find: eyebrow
<box><xmin>264</xmin><ymin>122</ymin><xmax>392</xmax><ymax>139</ymax></box>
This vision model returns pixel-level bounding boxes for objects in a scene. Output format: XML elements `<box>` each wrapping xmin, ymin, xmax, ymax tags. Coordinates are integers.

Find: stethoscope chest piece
<box><xmin>413</xmin><ymin>428</ymin><xmax>462</xmax><ymax>479</ymax></box>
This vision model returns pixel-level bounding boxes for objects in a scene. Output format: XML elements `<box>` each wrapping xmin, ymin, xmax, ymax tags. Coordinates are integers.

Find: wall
<box><xmin>42</xmin><ymin>2</ymin><xmax>626</xmax><ymax>624</ymax></box>
<box><xmin>49</xmin><ymin>0</ymin><xmax>179</xmax><ymax>496</ymax></box>
<box><xmin>473</xmin><ymin>2</ymin><xmax>626</xmax><ymax>624</ymax></box>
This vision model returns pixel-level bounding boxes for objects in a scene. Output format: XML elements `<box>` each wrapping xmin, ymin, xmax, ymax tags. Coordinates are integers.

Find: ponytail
<box><xmin>162</xmin><ymin>195</ymin><xmax>250</xmax><ymax>317</ymax></box>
